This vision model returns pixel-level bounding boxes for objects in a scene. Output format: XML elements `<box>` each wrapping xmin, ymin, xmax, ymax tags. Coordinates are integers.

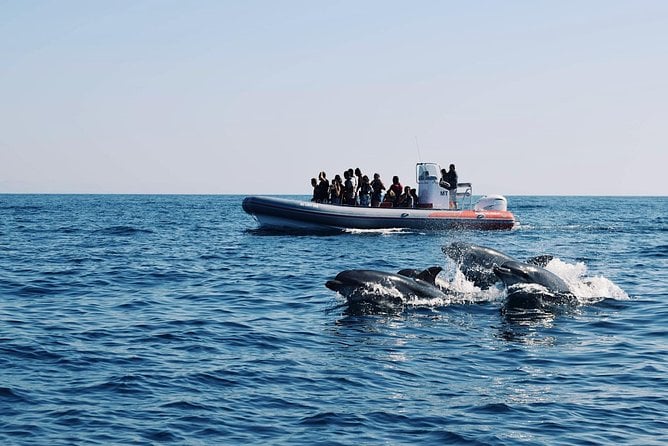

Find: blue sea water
<box><xmin>0</xmin><ymin>194</ymin><xmax>666</xmax><ymax>445</ymax></box>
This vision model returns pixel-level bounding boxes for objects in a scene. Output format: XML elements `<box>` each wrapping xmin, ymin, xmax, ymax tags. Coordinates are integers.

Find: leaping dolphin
<box><xmin>493</xmin><ymin>260</ymin><xmax>575</xmax><ymax>309</ymax></box>
<box><xmin>493</xmin><ymin>260</ymin><xmax>570</xmax><ymax>292</ymax></box>
<box><xmin>326</xmin><ymin>267</ymin><xmax>448</xmax><ymax>312</ymax></box>
<box><xmin>442</xmin><ymin>242</ymin><xmax>554</xmax><ymax>289</ymax></box>
<box><xmin>442</xmin><ymin>242</ymin><xmax>516</xmax><ymax>289</ymax></box>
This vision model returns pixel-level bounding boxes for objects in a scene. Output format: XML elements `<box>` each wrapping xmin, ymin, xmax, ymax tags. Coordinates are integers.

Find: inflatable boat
<box><xmin>242</xmin><ymin>163</ymin><xmax>517</xmax><ymax>232</ymax></box>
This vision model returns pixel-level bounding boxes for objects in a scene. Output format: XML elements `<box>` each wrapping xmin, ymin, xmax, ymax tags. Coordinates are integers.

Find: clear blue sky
<box><xmin>1</xmin><ymin>1</ymin><xmax>667</xmax><ymax>195</ymax></box>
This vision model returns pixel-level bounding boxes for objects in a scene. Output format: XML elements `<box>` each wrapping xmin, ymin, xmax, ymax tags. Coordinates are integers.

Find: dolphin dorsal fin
<box><xmin>417</xmin><ymin>266</ymin><xmax>443</xmax><ymax>285</ymax></box>
<box><xmin>526</xmin><ymin>255</ymin><xmax>554</xmax><ymax>267</ymax></box>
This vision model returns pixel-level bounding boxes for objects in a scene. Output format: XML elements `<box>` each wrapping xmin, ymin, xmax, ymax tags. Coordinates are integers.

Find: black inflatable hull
<box><xmin>242</xmin><ymin>196</ymin><xmax>516</xmax><ymax>232</ymax></box>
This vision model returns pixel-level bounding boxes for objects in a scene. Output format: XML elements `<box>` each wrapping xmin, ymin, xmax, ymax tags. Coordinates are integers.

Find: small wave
<box><xmin>93</xmin><ymin>226</ymin><xmax>154</xmax><ymax>236</ymax></box>
<box><xmin>56</xmin><ymin>226</ymin><xmax>82</xmax><ymax>234</ymax></box>
<box><xmin>0</xmin><ymin>344</ymin><xmax>64</xmax><ymax>362</ymax></box>
<box><xmin>514</xmin><ymin>223</ymin><xmax>626</xmax><ymax>233</ymax></box>
<box><xmin>477</xmin><ymin>402</ymin><xmax>515</xmax><ymax>414</ymax></box>
<box><xmin>200</xmin><ymin>253</ymin><xmax>225</xmax><ymax>260</ymax></box>
<box><xmin>187</xmin><ymin>371</ymin><xmax>238</xmax><ymax>388</ymax></box>
<box><xmin>0</xmin><ymin>387</ymin><xmax>29</xmax><ymax>403</ymax></box>
<box><xmin>143</xmin><ymin>429</ymin><xmax>181</xmax><ymax>443</ymax></box>
<box><xmin>643</xmin><ymin>244</ymin><xmax>668</xmax><ymax>259</ymax></box>
<box><xmin>13</xmin><ymin>284</ymin><xmax>54</xmax><ymax>297</ymax></box>
<box><xmin>160</xmin><ymin>400</ymin><xmax>212</xmax><ymax>411</ymax></box>
<box><xmin>299</xmin><ymin>411</ymin><xmax>364</xmax><ymax>427</ymax></box>
<box><xmin>514</xmin><ymin>204</ymin><xmax>549</xmax><ymax>210</ymax></box>
<box><xmin>245</xmin><ymin>227</ymin><xmax>342</xmax><ymax>236</ymax></box>
<box><xmin>80</xmin><ymin>374</ymin><xmax>150</xmax><ymax>396</ymax></box>
<box><xmin>0</xmin><ymin>204</ymin><xmax>43</xmax><ymax>211</ymax></box>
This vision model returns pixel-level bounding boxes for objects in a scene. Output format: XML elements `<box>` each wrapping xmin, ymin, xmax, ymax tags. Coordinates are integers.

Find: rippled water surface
<box><xmin>1</xmin><ymin>194</ymin><xmax>667</xmax><ymax>445</ymax></box>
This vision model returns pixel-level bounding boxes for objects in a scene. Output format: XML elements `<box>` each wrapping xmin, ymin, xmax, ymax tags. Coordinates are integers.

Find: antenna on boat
<box><xmin>414</xmin><ymin>136</ymin><xmax>422</xmax><ymax>162</ymax></box>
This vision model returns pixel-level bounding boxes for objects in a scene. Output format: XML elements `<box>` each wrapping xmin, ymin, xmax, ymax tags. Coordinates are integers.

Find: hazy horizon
<box><xmin>1</xmin><ymin>192</ymin><xmax>666</xmax><ymax>198</ymax></box>
<box><xmin>2</xmin><ymin>1</ymin><xmax>667</xmax><ymax>196</ymax></box>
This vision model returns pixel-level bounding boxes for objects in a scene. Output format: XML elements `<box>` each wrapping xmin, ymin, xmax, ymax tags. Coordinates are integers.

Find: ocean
<box><xmin>1</xmin><ymin>194</ymin><xmax>666</xmax><ymax>445</ymax></box>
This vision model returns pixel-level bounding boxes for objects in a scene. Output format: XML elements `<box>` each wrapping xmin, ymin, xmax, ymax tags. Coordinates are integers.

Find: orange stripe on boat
<box><xmin>427</xmin><ymin>210</ymin><xmax>514</xmax><ymax>219</ymax></box>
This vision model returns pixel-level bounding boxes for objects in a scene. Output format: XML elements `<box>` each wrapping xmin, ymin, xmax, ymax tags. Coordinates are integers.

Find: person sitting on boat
<box><xmin>396</xmin><ymin>186</ymin><xmax>414</xmax><ymax>208</ymax></box>
<box><xmin>358</xmin><ymin>175</ymin><xmax>372</xmax><ymax>207</ymax></box>
<box><xmin>343</xmin><ymin>170</ymin><xmax>355</xmax><ymax>205</ymax></box>
<box><xmin>389</xmin><ymin>176</ymin><xmax>403</xmax><ymax>206</ymax></box>
<box><xmin>370</xmin><ymin>173</ymin><xmax>385</xmax><ymax>207</ymax></box>
<box><xmin>440</xmin><ymin>164</ymin><xmax>458</xmax><ymax>209</ymax></box>
<box><xmin>329</xmin><ymin>174</ymin><xmax>342</xmax><ymax>205</ymax></box>
<box><xmin>410</xmin><ymin>188</ymin><xmax>419</xmax><ymax>207</ymax></box>
<box><xmin>317</xmin><ymin>171</ymin><xmax>330</xmax><ymax>203</ymax></box>
<box><xmin>383</xmin><ymin>189</ymin><xmax>396</xmax><ymax>206</ymax></box>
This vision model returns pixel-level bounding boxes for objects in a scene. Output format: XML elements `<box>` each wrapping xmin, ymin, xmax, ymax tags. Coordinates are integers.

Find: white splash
<box><xmin>362</xmin><ymin>281</ymin><xmax>404</xmax><ymax>300</ymax></box>
<box><xmin>404</xmin><ymin>295</ymin><xmax>452</xmax><ymax>308</ymax></box>
<box><xmin>361</xmin><ymin>278</ymin><xmax>452</xmax><ymax>308</ymax></box>
<box><xmin>543</xmin><ymin>258</ymin><xmax>629</xmax><ymax>303</ymax></box>
<box><xmin>440</xmin><ymin>268</ymin><xmax>505</xmax><ymax>304</ymax></box>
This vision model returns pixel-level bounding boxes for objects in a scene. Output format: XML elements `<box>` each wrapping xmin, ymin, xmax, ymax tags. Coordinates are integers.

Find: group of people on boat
<box><xmin>310</xmin><ymin>164</ymin><xmax>459</xmax><ymax>209</ymax></box>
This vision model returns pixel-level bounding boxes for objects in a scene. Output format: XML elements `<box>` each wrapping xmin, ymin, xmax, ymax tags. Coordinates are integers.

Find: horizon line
<box><xmin>1</xmin><ymin>192</ymin><xmax>666</xmax><ymax>198</ymax></box>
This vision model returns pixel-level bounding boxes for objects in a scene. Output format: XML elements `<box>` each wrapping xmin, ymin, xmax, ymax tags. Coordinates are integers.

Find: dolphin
<box><xmin>442</xmin><ymin>242</ymin><xmax>555</xmax><ymax>289</ymax></box>
<box><xmin>442</xmin><ymin>242</ymin><xmax>515</xmax><ymax>289</ymax></box>
<box><xmin>493</xmin><ymin>260</ymin><xmax>575</xmax><ymax>309</ymax></box>
<box><xmin>326</xmin><ymin>267</ymin><xmax>448</xmax><ymax>311</ymax></box>
<box><xmin>493</xmin><ymin>260</ymin><xmax>571</xmax><ymax>292</ymax></box>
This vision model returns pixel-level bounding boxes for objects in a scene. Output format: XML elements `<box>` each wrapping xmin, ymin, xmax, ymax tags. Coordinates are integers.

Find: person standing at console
<box><xmin>440</xmin><ymin>164</ymin><xmax>458</xmax><ymax>209</ymax></box>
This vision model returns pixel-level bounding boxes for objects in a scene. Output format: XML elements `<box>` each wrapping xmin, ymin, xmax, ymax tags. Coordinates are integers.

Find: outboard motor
<box><xmin>474</xmin><ymin>195</ymin><xmax>508</xmax><ymax>212</ymax></box>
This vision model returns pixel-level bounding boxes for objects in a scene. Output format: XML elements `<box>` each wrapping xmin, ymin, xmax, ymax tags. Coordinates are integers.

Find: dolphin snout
<box><xmin>326</xmin><ymin>280</ymin><xmax>343</xmax><ymax>291</ymax></box>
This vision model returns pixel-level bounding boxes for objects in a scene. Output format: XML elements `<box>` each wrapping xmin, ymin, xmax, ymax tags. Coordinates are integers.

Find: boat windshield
<box><xmin>417</xmin><ymin>163</ymin><xmax>440</xmax><ymax>181</ymax></box>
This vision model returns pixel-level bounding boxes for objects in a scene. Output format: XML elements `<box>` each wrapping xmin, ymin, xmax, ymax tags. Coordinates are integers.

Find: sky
<box><xmin>1</xmin><ymin>0</ymin><xmax>667</xmax><ymax>195</ymax></box>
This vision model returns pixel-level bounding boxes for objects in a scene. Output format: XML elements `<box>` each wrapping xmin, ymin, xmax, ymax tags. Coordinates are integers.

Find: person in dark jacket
<box><xmin>311</xmin><ymin>177</ymin><xmax>319</xmax><ymax>202</ymax></box>
<box><xmin>329</xmin><ymin>174</ymin><xmax>342</xmax><ymax>205</ymax></box>
<box><xmin>317</xmin><ymin>171</ymin><xmax>330</xmax><ymax>203</ymax></box>
<box><xmin>397</xmin><ymin>186</ymin><xmax>414</xmax><ymax>208</ymax></box>
<box><xmin>440</xmin><ymin>164</ymin><xmax>458</xmax><ymax>209</ymax></box>
<box><xmin>342</xmin><ymin>170</ymin><xmax>355</xmax><ymax>205</ymax></box>
<box><xmin>370</xmin><ymin>173</ymin><xmax>385</xmax><ymax>207</ymax></box>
